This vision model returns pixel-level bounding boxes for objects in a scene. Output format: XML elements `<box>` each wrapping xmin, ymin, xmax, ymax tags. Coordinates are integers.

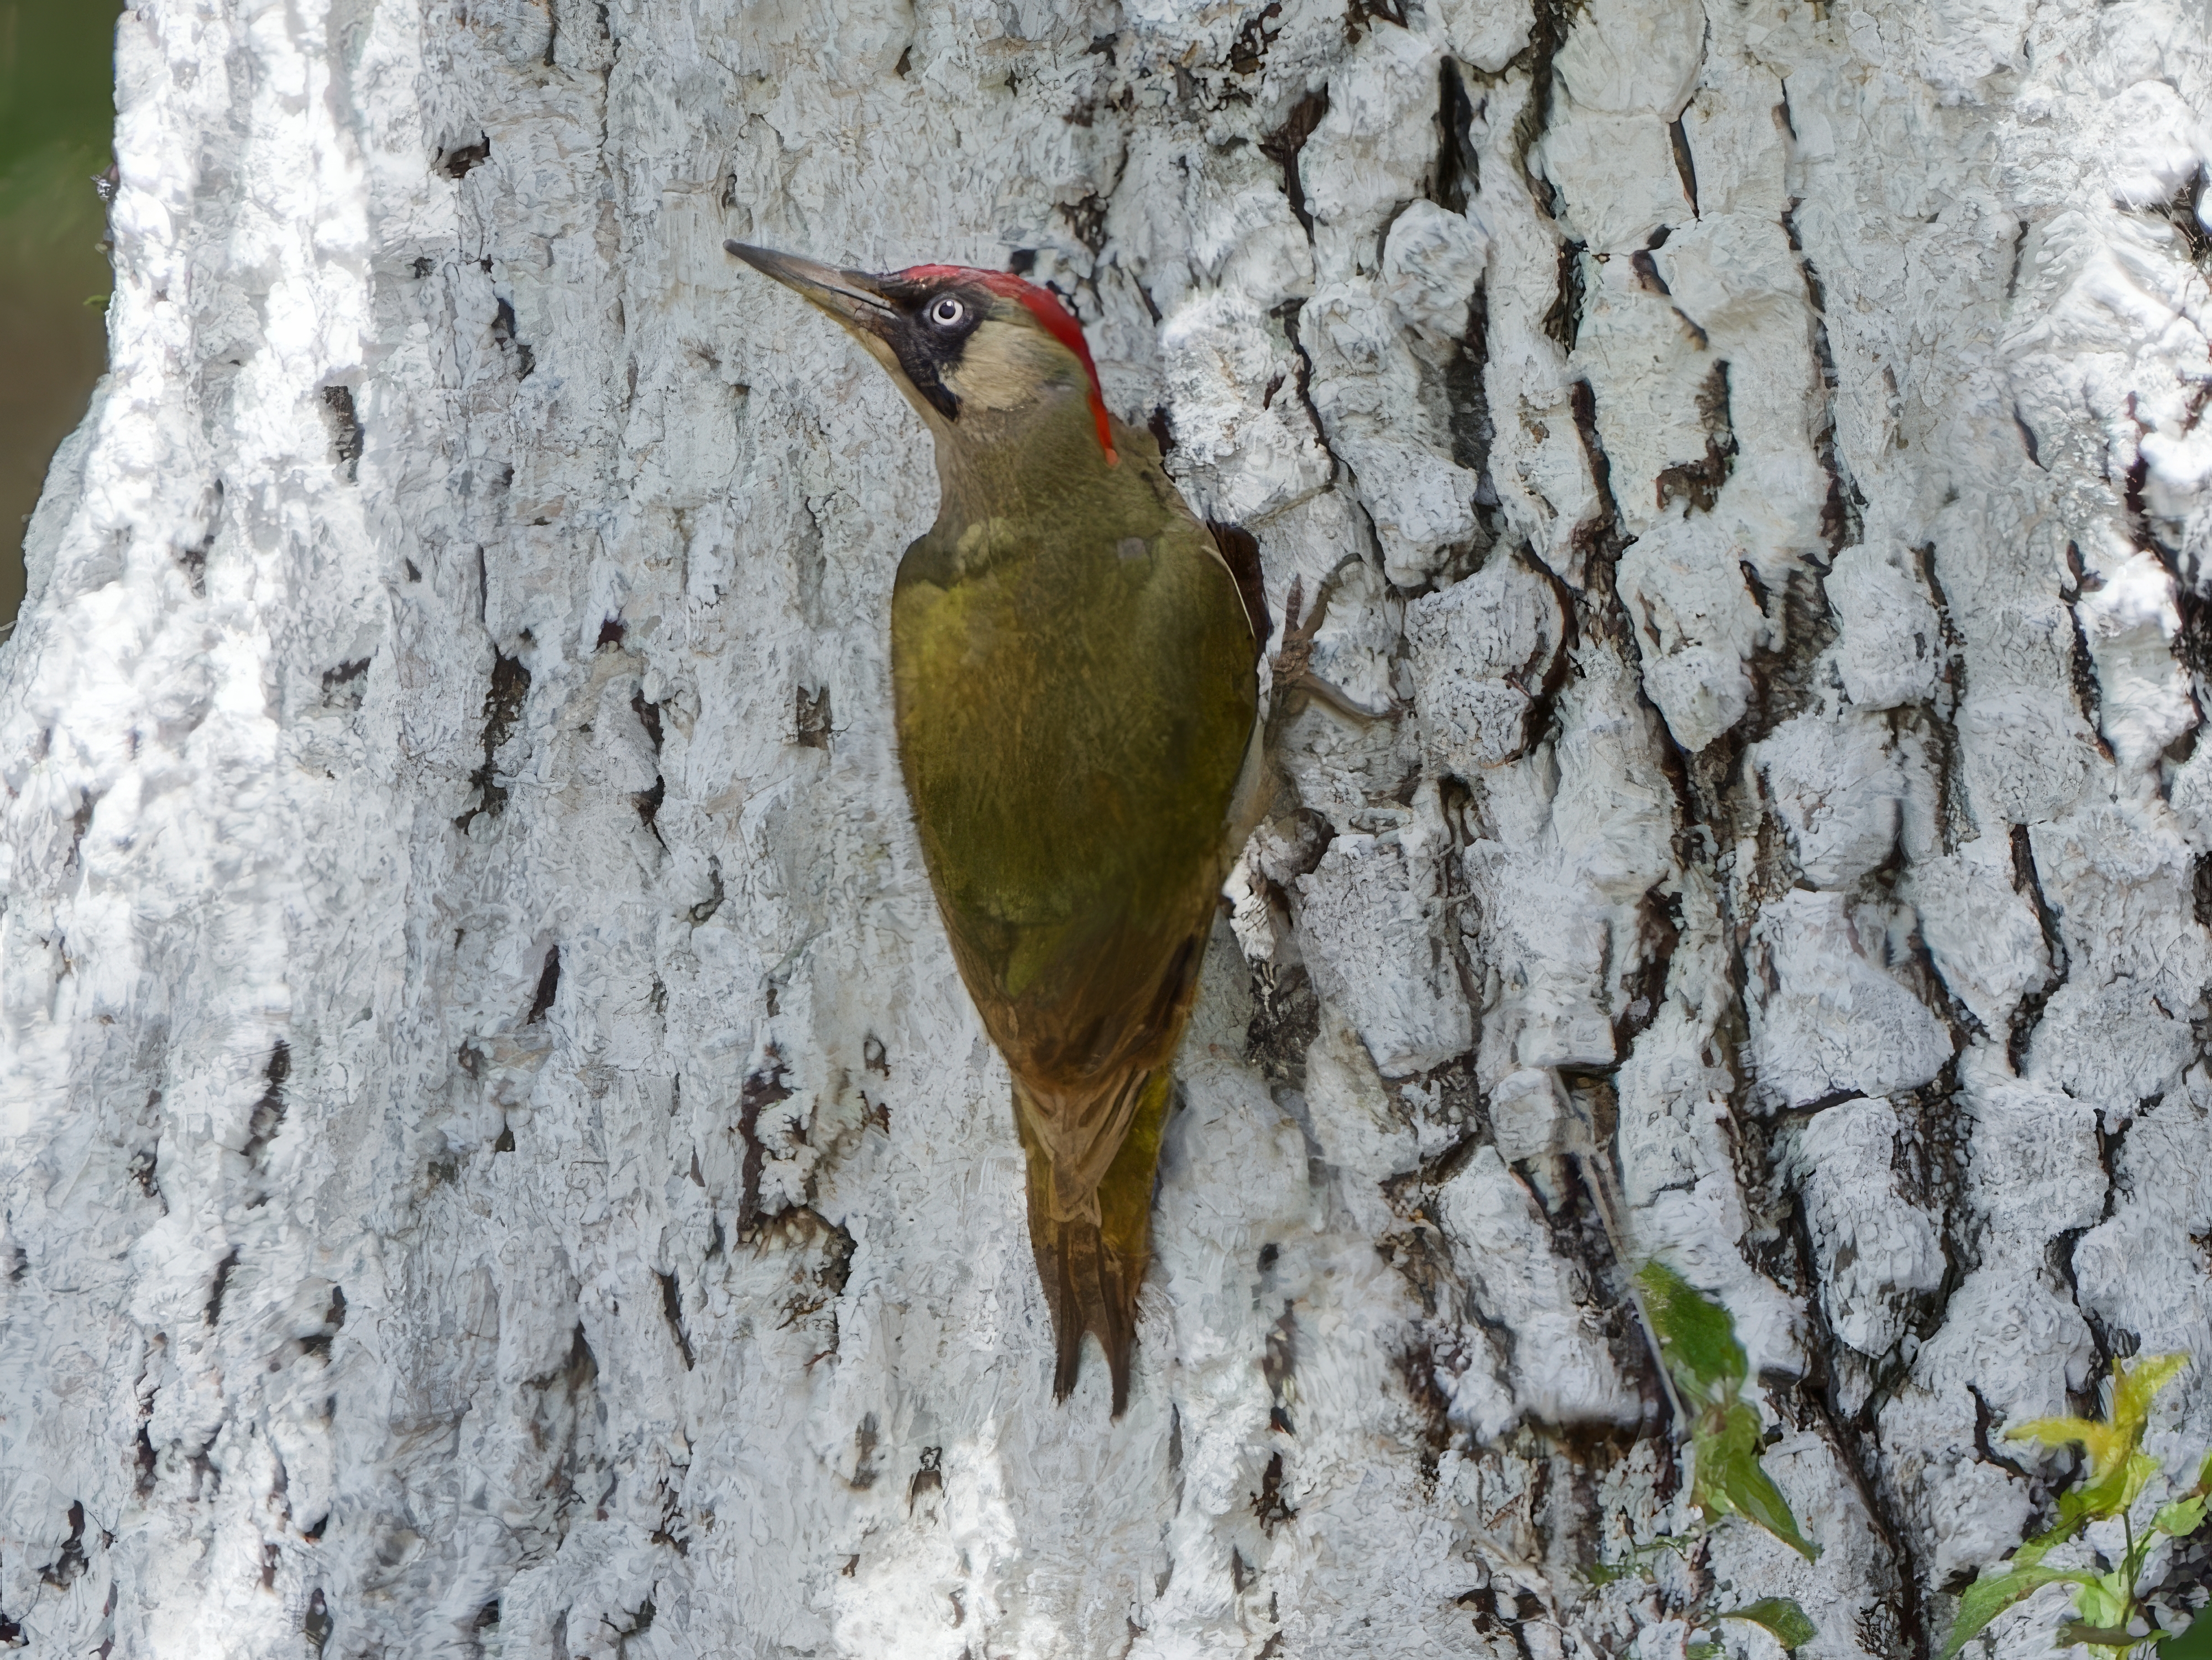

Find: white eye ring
<box><xmin>928</xmin><ymin>295</ymin><xmax>966</xmax><ymax>328</ymax></box>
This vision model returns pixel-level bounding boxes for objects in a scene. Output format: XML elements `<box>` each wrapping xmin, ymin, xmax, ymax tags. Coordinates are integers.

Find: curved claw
<box><xmin>1290</xmin><ymin>671</ymin><xmax>1405</xmax><ymax>724</ymax></box>
<box><xmin>1272</xmin><ymin>560</ymin><xmax>1405</xmax><ymax>726</ymax></box>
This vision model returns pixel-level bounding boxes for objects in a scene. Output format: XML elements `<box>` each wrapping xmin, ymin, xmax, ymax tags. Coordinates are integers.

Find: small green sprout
<box><xmin>1944</xmin><ymin>1354</ymin><xmax>2211</xmax><ymax>1659</ymax></box>
<box><xmin>1588</xmin><ymin>1265</ymin><xmax>1821</xmax><ymax>1653</ymax></box>
<box><xmin>1638</xmin><ymin>1260</ymin><xmax>1821</xmax><ymax>1563</ymax></box>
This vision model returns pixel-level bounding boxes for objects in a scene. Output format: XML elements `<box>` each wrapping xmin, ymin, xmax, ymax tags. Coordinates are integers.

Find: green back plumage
<box><xmin>889</xmin><ymin>389</ymin><xmax>1258</xmax><ymax>1412</ymax></box>
<box><xmin>891</xmin><ymin>399</ymin><xmax>1257</xmax><ymax>1087</ymax></box>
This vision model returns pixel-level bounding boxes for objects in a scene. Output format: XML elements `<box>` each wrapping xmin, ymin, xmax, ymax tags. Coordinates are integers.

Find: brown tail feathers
<box><xmin>1013</xmin><ymin>1066</ymin><xmax>1178</xmax><ymax>1416</ymax></box>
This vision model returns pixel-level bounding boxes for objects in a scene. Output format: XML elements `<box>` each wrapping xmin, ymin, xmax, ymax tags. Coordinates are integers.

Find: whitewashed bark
<box><xmin>3</xmin><ymin>0</ymin><xmax>2210</xmax><ymax>1656</ymax></box>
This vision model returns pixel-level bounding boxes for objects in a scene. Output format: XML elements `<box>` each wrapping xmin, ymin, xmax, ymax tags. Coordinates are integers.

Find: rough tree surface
<box><xmin>3</xmin><ymin>0</ymin><xmax>2210</xmax><ymax>1655</ymax></box>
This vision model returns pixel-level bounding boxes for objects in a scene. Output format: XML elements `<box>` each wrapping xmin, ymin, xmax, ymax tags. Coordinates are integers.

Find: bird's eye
<box><xmin>927</xmin><ymin>295</ymin><xmax>967</xmax><ymax>329</ymax></box>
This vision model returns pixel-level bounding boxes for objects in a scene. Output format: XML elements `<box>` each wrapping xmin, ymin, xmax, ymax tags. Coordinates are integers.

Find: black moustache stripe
<box><xmin>893</xmin><ymin>336</ymin><xmax>962</xmax><ymax>421</ymax></box>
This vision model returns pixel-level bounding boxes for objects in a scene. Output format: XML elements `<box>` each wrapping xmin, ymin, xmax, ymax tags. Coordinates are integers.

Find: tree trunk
<box><xmin>4</xmin><ymin>0</ymin><xmax>2209</xmax><ymax>1654</ymax></box>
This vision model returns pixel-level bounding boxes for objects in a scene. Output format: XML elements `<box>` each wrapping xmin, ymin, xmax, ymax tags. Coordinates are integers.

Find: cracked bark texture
<box><xmin>3</xmin><ymin>0</ymin><xmax>2211</xmax><ymax>1656</ymax></box>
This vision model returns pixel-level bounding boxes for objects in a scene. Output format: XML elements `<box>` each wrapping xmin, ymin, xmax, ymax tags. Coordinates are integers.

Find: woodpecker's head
<box><xmin>726</xmin><ymin>242</ymin><xmax>1117</xmax><ymax>466</ymax></box>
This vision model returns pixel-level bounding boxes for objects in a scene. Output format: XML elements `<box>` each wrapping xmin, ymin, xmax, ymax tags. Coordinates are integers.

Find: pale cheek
<box><xmin>944</xmin><ymin>329</ymin><xmax>1062</xmax><ymax>413</ymax></box>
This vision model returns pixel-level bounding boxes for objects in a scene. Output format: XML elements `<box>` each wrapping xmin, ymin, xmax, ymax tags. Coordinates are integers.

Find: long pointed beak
<box><xmin>725</xmin><ymin>242</ymin><xmax>897</xmax><ymax>339</ymax></box>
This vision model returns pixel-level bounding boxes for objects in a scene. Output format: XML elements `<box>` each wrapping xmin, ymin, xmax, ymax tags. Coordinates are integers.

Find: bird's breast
<box><xmin>889</xmin><ymin>522</ymin><xmax>1254</xmax><ymax>943</ymax></box>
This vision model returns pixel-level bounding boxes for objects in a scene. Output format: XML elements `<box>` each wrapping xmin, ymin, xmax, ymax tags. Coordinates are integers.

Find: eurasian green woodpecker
<box><xmin>728</xmin><ymin>241</ymin><xmax>1263</xmax><ymax>1414</ymax></box>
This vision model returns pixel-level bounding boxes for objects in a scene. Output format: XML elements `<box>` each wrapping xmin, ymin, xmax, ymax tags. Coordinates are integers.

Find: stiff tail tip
<box><xmin>1038</xmin><ymin>1211</ymin><xmax>1140</xmax><ymax>1414</ymax></box>
<box><xmin>1015</xmin><ymin>1066</ymin><xmax>1176</xmax><ymax>1417</ymax></box>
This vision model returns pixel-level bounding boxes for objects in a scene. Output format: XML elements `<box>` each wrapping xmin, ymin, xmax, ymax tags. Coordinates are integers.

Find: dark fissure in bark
<box><xmin>1565</xmin><ymin>378</ymin><xmax>1632</xmax><ymax>620</ymax></box>
<box><xmin>1343</xmin><ymin>0</ymin><xmax>1408</xmax><ymax>44</ymax></box>
<box><xmin>690</xmin><ymin>855</ymin><xmax>725</xmax><ymax>926</ymax></box>
<box><xmin>321</xmin><ymin>387</ymin><xmax>363</xmax><ymax>479</ymax></box>
<box><xmin>491</xmin><ymin>295</ymin><xmax>536</xmax><ymax>380</ymax></box>
<box><xmin>1612</xmin><ymin>885</ymin><xmax>1683</xmax><ymax>1054</ymax></box>
<box><xmin>1653</xmin><ymin>361</ymin><xmax>1737</xmax><ymax>516</ymax></box>
<box><xmin>1058</xmin><ymin>194</ymin><xmax>1108</xmax><ymax>253</ymax></box>
<box><xmin>1441</xmin><ymin>298</ymin><xmax>1507</xmax><ymax>579</ymax></box>
<box><xmin>2065</xmin><ymin>596</ymin><xmax>2112</xmax><ymax>759</ymax></box>
<box><xmin>1270</xmin><ymin>299</ymin><xmax>1338</xmax><ymax>486</ymax></box>
<box><xmin>1246</xmin><ymin>962</ymin><xmax>1321</xmax><ymax>1087</ymax></box>
<box><xmin>2146</xmin><ymin>169</ymin><xmax>2212</xmax><ymax>269</ymax></box>
<box><xmin>736</xmin><ymin>1049</ymin><xmax>793</xmax><ymax>1244</ymax></box>
<box><xmin>437</xmin><ymin>135</ymin><xmax>489</xmax><ymax>178</ymax></box>
<box><xmin>1260</xmin><ymin>88</ymin><xmax>1330</xmax><ymax>238</ymax></box>
<box><xmin>205</xmin><ymin>1249</ymin><xmax>239</xmax><ymax>1327</ymax></box>
<box><xmin>1780</xmin><ymin>206</ymin><xmax>1866</xmax><ymax>558</ymax></box>
<box><xmin>658</xmin><ymin>1270</ymin><xmax>694</xmax><ymax>1370</ymax></box>
<box><xmin>527</xmin><ymin>945</ymin><xmax>561</xmax><ymax>1024</ymax></box>
<box><xmin>1890</xmin><ymin>1065</ymin><xmax>1976</xmax><ymax>1350</ymax></box>
<box><xmin>1433</xmin><ymin>59</ymin><xmax>1478</xmax><ymax>214</ymax></box>
<box><xmin>2053</xmin><ymin>1106</ymin><xmax>2133</xmax><ymax>1418</ymax></box>
<box><xmin>1668</xmin><ymin>117</ymin><xmax>1699</xmax><ymax>217</ymax></box>
<box><xmin>1777</xmin><ymin>1181</ymin><xmax>1929</xmax><ymax>1660</ymax></box>
<box><xmin>523</xmin><ymin>1323</ymin><xmax>603</xmax><ymax>1545</ymax></box>
<box><xmin>2006</xmin><ymin>823</ymin><xmax>2070</xmax><ymax>1076</ymax></box>
<box><xmin>176</xmin><ymin>478</ymin><xmax>220</xmax><ymax>597</ymax></box>
<box><xmin>631</xmin><ymin>686</ymin><xmax>668</xmax><ymax>841</ymax></box>
<box><xmin>1542</xmin><ymin>241</ymin><xmax>1587</xmax><ymax>355</ymax></box>
<box><xmin>242</xmin><ymin>1041</ymin><xmax>292</xmax><ymax>1173</ymax></box>
<box><xmin>1509</xmin><ymin>0</ymin><xmax>1577</xmax><ymax>222</ymax></box>
<box><xmin>39</xmin><ymin>1502</ymin><xmax>87</xmax><ymax>1591</ymax></box>
<box><xmin>320</xmin><ymin>656</ymin><xmax>372</xmax><ymax>708</ymax></box>
<box><xmin>796</xmin><ymin>683</ymin><xmax>833</xmax><ymax>748</ymax></box>
<box><xmin>1739</xmin><ymin>565</ymin><xmax>1842</xmax><ymax>747</ymax></box>
<box><xmin>1226</xmin><ymin>3</ymin><xmax>1284</xmax><ymax>75</ymax></box>
<box><xmin>456</xmin><ymin>650</ymin><xmax>532</xmax><ymax>831</ymax></box>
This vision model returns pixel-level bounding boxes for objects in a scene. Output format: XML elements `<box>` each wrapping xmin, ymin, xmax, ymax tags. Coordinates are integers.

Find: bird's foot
<box><xmin>1274</xmin><ymin>564</ymin><xmax>1405</xmax><ymax>725</ymax></box>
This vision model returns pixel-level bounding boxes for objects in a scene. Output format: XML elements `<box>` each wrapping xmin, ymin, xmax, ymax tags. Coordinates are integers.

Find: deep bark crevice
<box><xmin>1508</xmin><ymin>0</ymin><xmax>1579</xmax><ymax>223</ymax></box>
<box><xmin>1653</xmin><ymin>361</ymin><xmax>1736</xmax><ymax>517</ymax></box>
<box><xmin>1432</xmin><ymin>59</ymin><xmax>1479</xmax><ymax>215</ymax></box>
<box><xmin>2006</xmin><ymin>823</ymin><xmax>2069</xmax><ymax>1076</ymax></box>
<box><xmin>1780</xmin><ymin>1167</ymin><xmax>1927</xmax><ymax>1660</ymax></box>
<box><xmin>736</xmin><ymin>1048</ymin><xmax>793</xmax><ymax>1245</ymax></box>
<box><xmin>1781</xmin><ymin>205</ymin><xmax>1866</xmax><ymax>558</ymax></box>
<box><xmin>455</xmin><ymin>650</ymin><xmax>532</xmax><ymax>831</ymax></box>
<box><xmin>1270</xmin><ymin>298</ymin><xmax>1342</xmax><ymax>488</ymax></box>
<box><xmin>1565</xmin><ymin>377</ymin><xmax>1631</xmax><ymax>611</ymax></box>
<box><xmin>1542</xmin><ymin>241</ymin><xmax>1587</xmax><ymax>356</ymax></box>
<box><xmin>1259</xmin><ymin>88</ymin><xmax>1330</xmax><ymax>238</ymax></box>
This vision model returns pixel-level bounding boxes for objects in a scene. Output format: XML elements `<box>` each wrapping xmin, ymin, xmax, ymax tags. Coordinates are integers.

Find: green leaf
<box><xmin>2110</xmin><ymin>1353</ymin><xmax>2189</xmax><ymax>1445</ymax></box>
<box><xmin>2071</xmin><ymin>1568</ymin><xmax>2131</xmax><ymax>1627</ymax></box>
<box><xmin>2010</xmin><ymin>1411</ymin><xmax>2127</xmax><ymax>1474</ymax></box>
<box><xmin>1941</xmin><ymin>1566</ymin><xmax>2093</xmax><ymax>1660</ymax></box>
<box><xmin>1690</xmin><ymin>1398</ymin><xmax>1749</xmax><ymax>1517</ymax></box>
<box><xmin>2117</xmin><ymin>1449</ymin><xmax>2164</xmax><ymax>1515</ymax></box>
<box><xmin>1719</xmin><ymin>1598</ymin><xmax>1818</xmax><ymax>1649</ymax></box>
<box><xmin>2013</xmin><ymin>1445</ymin><xmax>2162</xmax><ymax>1530</ymax></box>
<box><xmin>2159</xmin><ymin>1613</ymin><xmax>2212</xmax><ymax>1659</ymax></box>
<box><xmin>1637</xmin><ymin>1261</ymin><xmax>1748</xmax><ymax>1403</ymax></box>
<box><xmin>2153</xmin><ymin>1494</ymin><xmax>2207</xmax><ymax>1538</ymax></box>
<box><xmin>1696</xmin><ymin>1402</ymin><xmax>1819</xmax><ymax>1562</ymax></box>
<box><xmin>2008</xmin><ymin>1354</ymin><xmax>2189</xmax><ymax>1487</ymax></box>
<box><xmin>1685</xmin><ymin>1643</ymin><xmax>1723</xmax><ymax>1660</ymax></box>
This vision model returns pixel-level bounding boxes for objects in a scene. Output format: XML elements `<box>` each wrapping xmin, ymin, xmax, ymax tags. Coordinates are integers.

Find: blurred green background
<box><xmin>2</xmin><ymin>1</ymin><xmax>121</xmax><ymax>634</ymax></box>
